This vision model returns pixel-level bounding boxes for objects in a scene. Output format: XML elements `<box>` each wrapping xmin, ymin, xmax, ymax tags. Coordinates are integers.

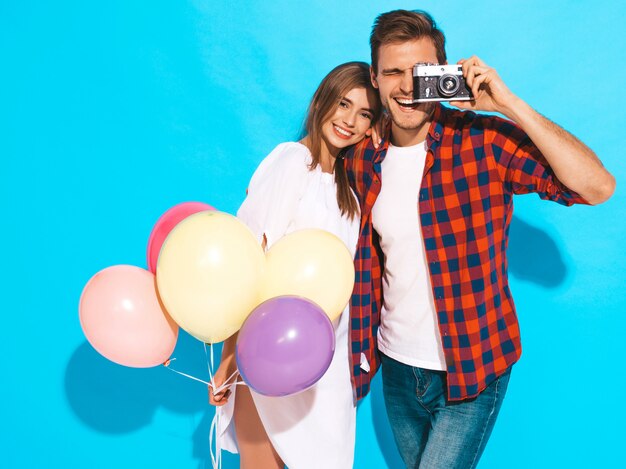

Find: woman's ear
<box><xmin>365</xmin><ymin>128</ymin><xmax>372</xmax><ymax>137</ymax></box>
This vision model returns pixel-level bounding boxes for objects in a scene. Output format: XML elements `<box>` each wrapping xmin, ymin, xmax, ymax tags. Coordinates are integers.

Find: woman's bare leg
<box><xmin>234</xmin><ymin>385</ymin><xmax>284</xmax><ymax>469</ymax></box>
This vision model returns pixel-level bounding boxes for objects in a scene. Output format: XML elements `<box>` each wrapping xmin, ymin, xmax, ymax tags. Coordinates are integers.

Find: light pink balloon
<box><xmin>79</xmin><ymin>265</ymin><xmax>179</xmax><ymax>368</ymax></box>
<box><xmin>146</xmin><ymin>202</ymin><xmax>215</xmax><ymax>273</ymax></box>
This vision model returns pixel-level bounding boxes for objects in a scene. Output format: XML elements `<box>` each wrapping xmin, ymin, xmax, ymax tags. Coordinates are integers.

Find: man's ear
<box><xmin>370</xmin><ymin>66</ymin><xmax>378</xmax><ymax>89</ymax></box>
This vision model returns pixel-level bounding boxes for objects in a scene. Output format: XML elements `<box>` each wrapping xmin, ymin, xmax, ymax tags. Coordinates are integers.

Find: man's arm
<box><xmin>451</xmin><ymin>56</ymin><xmax>615</xmax><ymax>205</ymax></box>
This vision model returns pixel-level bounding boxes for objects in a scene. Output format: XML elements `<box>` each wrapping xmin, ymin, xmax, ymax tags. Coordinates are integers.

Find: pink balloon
<box><xmin>146</xmin><ymin>202</ymin><xmax>215</xmax><ymax>273</ymax></box>
<box><xmin>79</xmin><ymin>265</ymin><xmax>178</xmax><ymax>368</ymax></box>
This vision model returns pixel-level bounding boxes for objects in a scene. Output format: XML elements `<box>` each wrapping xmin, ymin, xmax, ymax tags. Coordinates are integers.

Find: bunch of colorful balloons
<box><xmin>79</xmin><ymin>202</ymin><xmax>355</xmax><ymax>396</ymax></box>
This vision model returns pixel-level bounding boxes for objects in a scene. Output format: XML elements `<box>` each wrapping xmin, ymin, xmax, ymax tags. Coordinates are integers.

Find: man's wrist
<box><xmin>498</xmin><ymin>94</ymin><xmax>529</xmax><ymax>124</ymax></box>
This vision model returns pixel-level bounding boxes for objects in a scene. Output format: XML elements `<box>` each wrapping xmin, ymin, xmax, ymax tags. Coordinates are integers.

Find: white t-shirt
<box><xmin>372</xmin><ymin>141</ymin><xmax>446</xmax><ymax>370</ymax></box>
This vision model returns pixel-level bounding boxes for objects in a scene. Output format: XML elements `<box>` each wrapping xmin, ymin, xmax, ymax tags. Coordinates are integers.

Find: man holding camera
<box><xmin>344</xmin><ymin>9</ymin><xmax>615</xmax><ymax>468</ymax></box>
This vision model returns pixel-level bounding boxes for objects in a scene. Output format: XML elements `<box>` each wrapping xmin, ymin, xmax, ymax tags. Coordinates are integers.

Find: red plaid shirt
<box><xmin>345</xmin><ymin>104</ymin><xmax>588</xmax><ymax>401</ymax></box>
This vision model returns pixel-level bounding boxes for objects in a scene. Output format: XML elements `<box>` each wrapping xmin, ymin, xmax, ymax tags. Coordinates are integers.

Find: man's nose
<box><xmin>400</xmin><ymin>70</ymin><xmax>413</xmax><ymax>95</ymax></box>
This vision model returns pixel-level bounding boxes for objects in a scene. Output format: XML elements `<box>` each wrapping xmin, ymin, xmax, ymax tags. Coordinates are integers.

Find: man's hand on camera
<box><xmin>449</xmin><ymin>55</ymin><xmax>519</xmax><ymax>116</ymax></box>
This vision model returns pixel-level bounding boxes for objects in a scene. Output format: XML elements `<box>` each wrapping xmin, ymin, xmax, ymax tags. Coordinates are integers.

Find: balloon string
<box><xmin>210</xmin><ymin>411</ymin><xmax>222</xmax><ymax>469</ymax></box>
<box><xmin>206</xmin><ymin>343</ymin><xmax>221</xmax><ymax>469</ymax></box>
<box><xmin>208</xmin><ymin>373</ymin><xmax>247</xmax><ymax>469</ymax></box>
<box><xmin>204</xmin><ymin>343</ymin><xmax>248</xmax><ymax>469</ymax></box>
<box><xmin>162</xmin><ymin>358</ymin><xmax>211</xmax><ymax>385</ymax></box>
<box><xmin>163</xmin><ymin>347</ymin><xmax>245</xmax><ymax>469</ymax></box>
<box><xmin>204</xmin><ymin>342</ymin><xmax>215</xmax><ymax>384</ymax></box>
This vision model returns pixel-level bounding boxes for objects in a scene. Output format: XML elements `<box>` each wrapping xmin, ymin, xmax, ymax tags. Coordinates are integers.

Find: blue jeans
<box><xmin>380</xmin><ymin>353</ymin><xmax>511</xmax><ymax>469</ymax></box>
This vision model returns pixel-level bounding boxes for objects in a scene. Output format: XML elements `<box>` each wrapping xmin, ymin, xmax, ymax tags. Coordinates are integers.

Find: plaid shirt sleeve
<box><xmin>486</xmin><ymin>117</ymin><xmax>590</xmax><ymax>206</ymax></box>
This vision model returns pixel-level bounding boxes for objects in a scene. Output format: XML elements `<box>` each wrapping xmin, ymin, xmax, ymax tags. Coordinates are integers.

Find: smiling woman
<box><xmin>208</xmin><ymin>61</ymin><xmax>381</xmax><ymax>469</ymax></box>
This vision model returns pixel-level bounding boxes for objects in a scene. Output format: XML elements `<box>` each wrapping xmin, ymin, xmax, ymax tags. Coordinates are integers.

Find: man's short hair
<box><xmin>370</xmin><ymin>9</ymin><xmax>447</xmax><ymax>73</ymax></box>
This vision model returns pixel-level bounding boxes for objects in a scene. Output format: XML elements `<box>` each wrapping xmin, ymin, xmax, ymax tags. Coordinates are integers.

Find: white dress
<box><xmin>216</xmin><ymin>142</ymin><xmax>359</xmax><ymax>469</ymax></box>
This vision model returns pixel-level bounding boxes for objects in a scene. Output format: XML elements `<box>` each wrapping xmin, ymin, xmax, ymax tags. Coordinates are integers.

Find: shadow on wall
<box><xmin>65</xmin><ymin>330</ymin><xmax>220</xmax><ymax>466</ymax></box>
<box><xmin>507</xmin><ymin>215</ymin><xmax>567</xmax><ymax>287</ymax></box>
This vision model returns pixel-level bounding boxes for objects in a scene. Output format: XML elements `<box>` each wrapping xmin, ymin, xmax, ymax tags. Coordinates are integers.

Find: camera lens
<box><xmin>438</xmin><ymin>74</ymin><xmax>460</xmax><ymax>97</ymax></box>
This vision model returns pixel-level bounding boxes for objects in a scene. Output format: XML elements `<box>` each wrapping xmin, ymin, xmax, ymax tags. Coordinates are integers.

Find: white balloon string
<box><xmin>210</xmin><ymin>411</ymin><xmax>221</xmax><ymax>469</ymax></box>
<box><xmin>204</xmin><ymin>343</ymin><xmax>248</xmax><ymax>469</ymax></box>
<box><xmin>207</xmin><ymin>343</ymin><xmax>219</xmax><ymax>469</ymax></box>
<box><xmin>161</xmin><ymin>358</ymin><xmax>210</xmax><ymax>385</ymax></box>
<box><xmin>206</xmin><ymin>343</ymin><xmax>220</xmax><ymax>469</ymax></box>
<box><xmin>208</xmin><ymin>375</ymin><xmax>247</xmax><ymax>469</ymax></box>
<box><xmin>204</xmin><ymin>342</ymin><xmax>215</xmax><ymax>384</ymax></box>
<box><xmin>162</xmin><ymin>347</ymin><xmax>246</xmax><ymax>469</ymax></box>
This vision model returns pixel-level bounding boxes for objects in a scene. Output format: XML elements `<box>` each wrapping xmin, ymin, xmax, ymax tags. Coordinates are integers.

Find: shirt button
<box><xmin>434</xmin><ymin>132</ymin><xmax>440</xmax><ymax>138</ymax></box>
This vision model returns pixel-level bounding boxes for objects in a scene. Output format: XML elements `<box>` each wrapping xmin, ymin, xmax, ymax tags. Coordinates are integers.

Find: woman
<box><xmin>210</xmin><ymin>61</ymin><xmax>381</xmax><ymax>469</ymax></box>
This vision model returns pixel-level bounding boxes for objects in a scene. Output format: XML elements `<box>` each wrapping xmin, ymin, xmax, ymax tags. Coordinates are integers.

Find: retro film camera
<box><xmin>412</xmin><ymin>63</ymin><xmax>473</xmax><ymax>103</ymax></box>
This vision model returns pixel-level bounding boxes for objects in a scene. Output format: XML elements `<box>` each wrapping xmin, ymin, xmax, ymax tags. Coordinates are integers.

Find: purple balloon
<box><xmin>236</xmin><ymin>296</ymin><xmax>335</xmax><ymax>397</ymax></box>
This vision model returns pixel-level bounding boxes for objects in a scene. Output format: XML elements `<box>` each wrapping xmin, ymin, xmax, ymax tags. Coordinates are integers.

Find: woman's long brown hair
<box><xmin>302</xmin><ymin>61</ymin><xmax>380</xmax><ymax>220</ymax></box>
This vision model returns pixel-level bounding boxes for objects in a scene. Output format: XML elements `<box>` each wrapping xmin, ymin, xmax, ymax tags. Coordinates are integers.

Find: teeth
<box><xmin>334</xmin><ymin>125</ymin><xmax>351</xmax><ymax>137</ymax></box>
<box><xmin>396</xmin><ymin>98</ymin><xmax>413</xmax><ymax>105</ymax></box>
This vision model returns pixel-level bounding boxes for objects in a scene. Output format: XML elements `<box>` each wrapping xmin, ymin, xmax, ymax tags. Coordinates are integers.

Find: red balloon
<box><xmin>146</xmin><ymin>202</ymin><xmax>214</xmax><ymax>273</ymax></box>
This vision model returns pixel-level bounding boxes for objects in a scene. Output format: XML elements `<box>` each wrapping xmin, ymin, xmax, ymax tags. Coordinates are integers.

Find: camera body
<box><xmin>412</xmin><ymin>64</ymin><xmax>473</xmax><ymax>103</ymax></box>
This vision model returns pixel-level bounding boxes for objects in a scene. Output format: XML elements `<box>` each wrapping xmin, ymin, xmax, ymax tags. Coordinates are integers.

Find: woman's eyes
<box><xmin>339</xmin><ymin>100</ymin><xmax>371</xmax><ymax>120</ymax></box>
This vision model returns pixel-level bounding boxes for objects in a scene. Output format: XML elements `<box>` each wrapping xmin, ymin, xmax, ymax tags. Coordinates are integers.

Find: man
<box><xmin>344</xmin><ymin>9</ymin><xmax>615</xmax><ymax>469</ymax></box>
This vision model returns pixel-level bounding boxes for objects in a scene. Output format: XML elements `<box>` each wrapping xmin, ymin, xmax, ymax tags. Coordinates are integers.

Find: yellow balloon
<box><xmin>262</xmin><ymin>229</ymin><xmax>355</xmax><ymax>321</ymax></box>
<box><xmin>156</xmin><ymin>211</ymin><xmax>265</xmax><ymax>343</ymax></box>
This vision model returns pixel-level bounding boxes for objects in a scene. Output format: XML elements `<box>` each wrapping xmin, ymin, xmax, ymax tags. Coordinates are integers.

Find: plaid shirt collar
<box><xmin>372</xmin><ymin>103</ymin><xmax>445</xmax><ymax>158</ymax></box>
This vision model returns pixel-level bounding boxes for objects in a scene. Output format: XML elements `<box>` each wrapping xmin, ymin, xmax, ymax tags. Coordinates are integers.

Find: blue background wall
<box><xmin>1</xmin><ymin>1</ymin><xmax>624</xmax><ymax>467</ymax></box>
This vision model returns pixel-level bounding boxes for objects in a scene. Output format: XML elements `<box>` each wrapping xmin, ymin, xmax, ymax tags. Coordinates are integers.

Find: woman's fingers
<box><xmin>209</xmin><ymin>384</ymin><xmax>233</xmax><ymax>406</ymax></box>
